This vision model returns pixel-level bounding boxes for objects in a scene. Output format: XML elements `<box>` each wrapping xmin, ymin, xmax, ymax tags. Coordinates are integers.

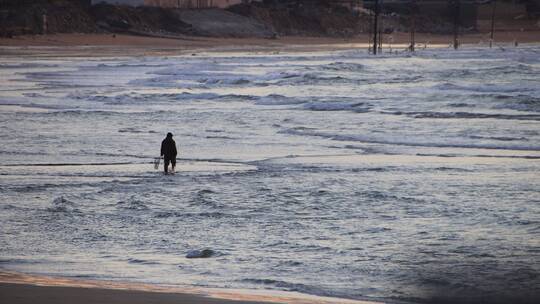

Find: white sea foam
<box><xmin>280</xmin><ymin>127</ymin><xmax>540</xmax><ymax>151</ymax></box>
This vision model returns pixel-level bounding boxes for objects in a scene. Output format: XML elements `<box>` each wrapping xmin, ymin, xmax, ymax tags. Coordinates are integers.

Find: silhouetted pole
<box><xmin>410</xmin><ymin>14</ymin><xmax>416</xmax><ymax>51</ymax></box>
<box><xmin>489</xmin><ymin>0</ymin><xmax>497</xmax><ymax>48</ymax></box>
<box><xmin>42</xmin><ymin>14</ymin><xmax>48</xmax><ymax>35</ymax></box>
<box><xmin>409</xmin><ymin>0</ymin><xmax>416</xmax><ymax>52</ymax></box>
<box><xmin>372</xmin><ymin>0</ymin><xmax>379</xmax><ymax>55</ymax></box>
<box><xmin>368</xmin><ymin>11</ymin><xmax>373</xmax><ymax>53</ymax></box>
<box><xmin>379</xmin><ymin>27</ymin><xmax>382</xmax><ymax>53</ymax></box>
<box><xmin>453</xmin><ymin>0</ymin><xmax>460</xmax><ymax>50</ymax></box>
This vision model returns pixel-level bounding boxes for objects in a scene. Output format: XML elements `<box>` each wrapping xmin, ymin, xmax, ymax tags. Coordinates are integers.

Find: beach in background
<box><xmin>2</xmin><ymin>31</ymin><xmax>540</xmax><ymax>55</ymax></box>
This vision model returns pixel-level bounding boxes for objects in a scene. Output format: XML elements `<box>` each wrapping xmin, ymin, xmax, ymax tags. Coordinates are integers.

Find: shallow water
<box><xmin>1</xmin><ymin>45</ymin><xmax>539</xmax><ymax>303</ymax></box>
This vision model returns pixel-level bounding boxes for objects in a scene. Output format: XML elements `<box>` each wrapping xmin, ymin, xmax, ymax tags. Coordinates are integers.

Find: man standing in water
<box><xmin>161</xmin><ymin>132</ymin><xmax>177</xmax><ymax>174</ymax></box>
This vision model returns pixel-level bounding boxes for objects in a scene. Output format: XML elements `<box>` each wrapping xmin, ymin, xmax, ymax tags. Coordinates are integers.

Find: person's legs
<box><xmin>171</xmin><ymin>159</ymin><xmax>176</xmax><ymax>172</ymax></box>
<box><xmin>164</xmin><ymin>158</ymin><xmax>170</xmax><ymax>173</ymax></box>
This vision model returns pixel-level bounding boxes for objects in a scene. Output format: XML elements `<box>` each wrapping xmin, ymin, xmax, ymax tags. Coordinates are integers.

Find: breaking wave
<box><xmin>280</xmin><ymin>127</ymin><xmax>540</xmax><ymax>151</ymax></box>
<box><xmin>385</xmin><ymin>111</ymin><xmax>540</xmax><ymax>121</ymax></box>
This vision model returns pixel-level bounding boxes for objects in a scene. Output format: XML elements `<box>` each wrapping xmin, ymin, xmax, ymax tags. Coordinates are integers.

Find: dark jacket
<box><xmin>161</xmin><ymin>137</ymin><xmax>177</xmax><ymax>159</ymax></box>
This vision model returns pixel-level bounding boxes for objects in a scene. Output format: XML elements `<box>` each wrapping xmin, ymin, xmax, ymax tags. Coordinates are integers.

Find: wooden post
<box><xmin>378</xmin><ymin>27</ymin><xmax>382</xmax><ymax>53</ymax></box>
<box><xmin>410</xmin><ymin>13</ymin><xmax>415</xmax><ymax>52</ymax></box>
<box><xmin>42</xmin><ymin>13</ymin><xmax>47</xmax><ymax>35</ymax></box>
<box><xmin>368</xmin><ymin>10</ymin><xmax>373</xmax><ymax>53</ymax></box>
<box><xmin>453</xmin><ymin>0</ymin><xmax>460</xmax><ymax>50</ymax></box>
<box><xmin>372</xmin><ymin>0</ymin><xmax>379</xmax><ymax>55</ymax></box>
<box><xmin>409</xmin><ymin>0</ymin><xmax>416</xmax><ymax>52</ymax></box>
<box><xmin>489</xmin><ymin>0</ymin><xmax>497</xmax><ymax>48</ymax></box>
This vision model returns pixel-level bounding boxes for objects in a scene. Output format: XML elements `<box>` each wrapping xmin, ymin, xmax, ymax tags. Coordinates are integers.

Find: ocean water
<box><xmin>1</xmin><ymin>45</ymin><xmax>539</xmax><ymax>303</ymax></box>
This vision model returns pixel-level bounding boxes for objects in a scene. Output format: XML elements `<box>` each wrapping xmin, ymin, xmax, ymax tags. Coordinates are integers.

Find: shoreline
<box><xmin>0</xmin><ymin>271</ymin><xmax>382</xmax><ymax>304</ymax></box>
<box><xmin>1</xmin><ymin>32</ymin><xmax>539</xmax><ymax>57</ymax></box>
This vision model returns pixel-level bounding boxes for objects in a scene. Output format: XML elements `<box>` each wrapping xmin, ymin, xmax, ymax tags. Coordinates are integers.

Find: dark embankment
<box><xmin>0</xmin><ymin>0</ymin><xmax>454</xmax><ymax>39</ymax></box>
<box><xmin>0</xmin><ymin>0</ymin><xmax>537</xmax><ymax>39</ymax></box>
<box><xmin>0</xmin><ymin>0</ymin><xmax>195</xmax><ymax>38</ymax></box>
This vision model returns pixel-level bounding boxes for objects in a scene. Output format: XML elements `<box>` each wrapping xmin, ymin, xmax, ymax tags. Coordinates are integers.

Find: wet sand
<box><xmin>0</xmin><ymin>271</ymin><xmax>380</xmax><ymax>304</ymax></box>
<box><xmin>0</xmin><ymin>283</ymin><xmax>273</xmax><ymax>304</ymax></box>
<box><xmin>1</xmin><ymin>31</ymin><xmax>539</xmax><ymax>57</ymax></box>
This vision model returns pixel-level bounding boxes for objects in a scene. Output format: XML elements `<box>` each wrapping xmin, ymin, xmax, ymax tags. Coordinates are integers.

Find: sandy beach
<box><xmin>1</xmin><ymin>31</ymin><xmax>539</xmax><ymax>57</ymax></box>
<box><xmin>0</xmin><ymin>283</ymin><xmax>271</xmax><ymax>304</ymax></box>
<box><xmin>0</xmin><ymin>271</ymin><xmax>379</xmax><ymax>304</ymax></box>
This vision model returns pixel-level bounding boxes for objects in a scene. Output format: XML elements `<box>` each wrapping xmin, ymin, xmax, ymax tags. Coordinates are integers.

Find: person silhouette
<box><xmin>160</xmin><ymin>132</ymin><xmax>177</xmax><ymax>174</ymax></box>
